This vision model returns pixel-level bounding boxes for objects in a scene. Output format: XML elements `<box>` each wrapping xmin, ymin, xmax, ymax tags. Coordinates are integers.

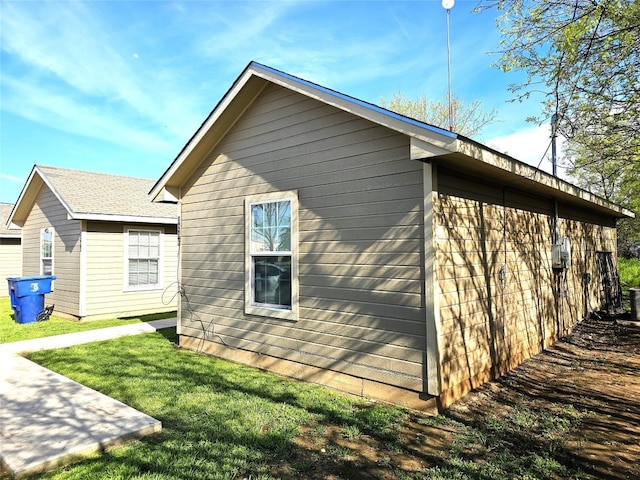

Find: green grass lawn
<box><xmin>25</xmin><ymin>330</ymin><xmax>411</xmax><ymax>480</ymax></box>
<box><xmin>0</xmin><ymin>297</ymin><xmax>175</xmax><ymax>344</ymax></box>
<box><xmin>22</xmin><ymin>330</ymin><xmax>600</xmax><ymax>480</ymax></box>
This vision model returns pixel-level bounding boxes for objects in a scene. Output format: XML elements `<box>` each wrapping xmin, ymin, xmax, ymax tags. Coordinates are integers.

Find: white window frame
<box><xmin>124</xmin><ymin>227</ymin><xmax>164</xmax><ymax>291</ymax></box>
<box><xmin>245</xmin><ymin>191</ymin><xmax>298</xmax><ymax>321</ymax></box>
<box><xmin>40</xmin><ymin>227</ymin><xmax>54</xmax><ymax>276</ymax></box>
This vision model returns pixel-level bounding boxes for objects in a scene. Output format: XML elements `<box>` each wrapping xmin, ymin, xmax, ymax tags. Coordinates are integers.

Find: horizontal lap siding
<box><xmin>22</xmin><ymin>187</ymin><xmax>80</xmax><ymax>316</ymax></box>
<box><xmin>83</xmin><ymin>222</ymin><xmax>178</xmax><ymax>319</ymax></box>
<box><xmin>180</xmin><ymin>84</ymin><xmax>426</xmax><ymax>392</ymax></box>
<box><xmin>435</xmin><ymin>169</ymin><xmax>617</xmax><ymax>399</ymax></box>
<box><xmin>0</xmin><ymin>238</ymin><xmax>21</xmax><ymax>296</ymax></box>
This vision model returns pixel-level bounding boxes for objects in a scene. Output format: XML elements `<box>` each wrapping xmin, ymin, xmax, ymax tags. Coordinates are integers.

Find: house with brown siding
<box><xmin>7</xmin><ymin>165</ymin><xmax>178</xmax><ymax>320</ymax></box>
<box><xmin>0</xmin><ymin>203</ymin><xmax>22</xmax><ymax>297</ymax></box>
<box><xmin>150</xmin><ymin>62</ymin><xmax>634</xmax><ymax>411</ymax></box>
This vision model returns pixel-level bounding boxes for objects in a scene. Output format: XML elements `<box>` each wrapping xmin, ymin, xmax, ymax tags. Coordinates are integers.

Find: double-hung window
<box><xmin>41</xmin><ymin>228</ymin><xmax>54</xmax><ymax>275</ymax></box>
<box><xmin>245</xmin><ymin>192</ymin><xmax>298</xmax><ymax>320</ymax></box>
<box><xmin>126</xmin><ymin>229</ymin><xmax>162</xmax><ymax>289</ymax></box>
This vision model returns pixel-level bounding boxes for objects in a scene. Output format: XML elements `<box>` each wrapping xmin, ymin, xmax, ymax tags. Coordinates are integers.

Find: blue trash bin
<box><xmin>7</xmin><ymin>275</ymin><xmax>56</xmax><ymax>324</ymax></box>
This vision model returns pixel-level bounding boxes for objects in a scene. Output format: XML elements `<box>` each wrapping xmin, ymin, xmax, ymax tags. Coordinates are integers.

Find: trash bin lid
<box><xmin>7</xmin><ymin>276</ymin><xmax>56</xmax><ymax>297</ymax></box>
<box><xmin>7</xmin><ymin>275</ymin><xmax>56</xmax><ymax>281</ymax></box>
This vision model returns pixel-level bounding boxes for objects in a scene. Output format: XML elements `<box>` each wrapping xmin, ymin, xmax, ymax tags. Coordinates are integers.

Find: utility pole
<box><xmin>442</xmin><ymin>0</ymin><xmax>455</xmax><ymax>132</ymax></box>
<box><xmin>551</xmin><ymin>112</ymin><xmax>558</xmax><ymax>177</ymax></box>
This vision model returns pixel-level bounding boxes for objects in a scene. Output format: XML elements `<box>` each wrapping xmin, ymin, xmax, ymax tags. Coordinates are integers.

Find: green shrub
<box><xmin>619</xmin><ymin>257</ymin><xmax>640</xmax><ymax>289</ymax></box>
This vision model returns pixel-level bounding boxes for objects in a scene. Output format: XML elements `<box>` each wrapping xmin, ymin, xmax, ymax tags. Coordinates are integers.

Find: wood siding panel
<box><xmin>21</xmin><ymin>186</ymin><xmax>80</xmax><ymax>316</ymax></box>
<box><xmin>435</xmin><ymin>168</ymin><xmax>618</xmax><ymax>403</ymax></box>
<box><xmin>179</xmin><ymin>83</ymin><xmax>426</xmax><ymax>392</ymax></box>
<box><xmin>83</xmin><ymin>222</ymin><xmax>178</xmax><ymax>320</ymax></box>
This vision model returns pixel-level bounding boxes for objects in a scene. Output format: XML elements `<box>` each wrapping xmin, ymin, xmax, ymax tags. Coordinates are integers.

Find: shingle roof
<box><xmin>0</xmin><ymin>203</ymin><xmax>20</xmax><ymax>237</ymax></box>
<box><xmin>8</xmin><ymin>166</ymin><xmax>178</xmax><ymax>228</ymax></box>
<box><xmin>37</xmin><ymin>165</ymin><xmax>177</xmax><ymax>221</ymax></box>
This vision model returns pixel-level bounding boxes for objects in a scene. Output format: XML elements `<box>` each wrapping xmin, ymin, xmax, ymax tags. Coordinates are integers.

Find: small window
<box><xmin>41</xmin><ymin>228</ymin><xmax>54</xmax><ymax>275</ymax></box>
<box><xmin>245</xmin><ymin>192</ymin><xmax>298</xmax><ymax>320</ymax></box>
<box><xmin>126</xmin><ymin>229</ymin><xmax>162</xmax><ymax>289</ymax></box>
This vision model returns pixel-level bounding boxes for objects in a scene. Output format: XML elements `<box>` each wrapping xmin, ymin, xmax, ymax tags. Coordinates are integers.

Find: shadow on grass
<box><xmin>28</xmin><ymin>316</ymin><xmax>640</xmax><ymax>480</ymax></box>
<box><xmin>28</xmin><ymin>331</ymin><xmax>417</xmax><ymax>479</ymax></box>
<box><xmin>118</xmin><ymin>311</ymin><xmax>178</xmax><ymax>323</ymax></box>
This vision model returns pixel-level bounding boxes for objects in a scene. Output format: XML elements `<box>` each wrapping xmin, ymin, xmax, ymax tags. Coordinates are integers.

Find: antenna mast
<box><xmin>442</xmin><ymin>0</ymin><xmax>455</xmax><ymax>132</ymax></box>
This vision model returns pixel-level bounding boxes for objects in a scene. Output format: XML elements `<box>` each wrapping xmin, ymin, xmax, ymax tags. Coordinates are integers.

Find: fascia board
<box><xmin>150</xmin><ymin>61</ymin><xmax>459</xmax><ymax>203</ymax></box>
<box><xmin>150</xmin><ymin>66</ymin><xmax>267</xmax><ymax>202</ymax></box>
<box><xmin>410</xmin><ymin>138</ymin><xmax>456</xmax><ymax>160</ymax></box>
<box><xmin>8</xmin><ymin>166</ymin><xmax>74</xmax><ymax>227</ymax></box>
<box><xmin>449</xmin><ymin>138</ymin><xmax>635</xmax><ymax>219</ymax></box>
<box><xmin>9</xmin><ymin>166</ymin><xmax>76</xmax><ymax>228</ymax></box>
<box><xmin>36</xmin><ymin>166</ymin><xmax>76</xmax><ymax>217</ymax></box>
<box><xmin>149</xmin><ymin>61</ymin><xmax>633</xmax><ymax>220</ymax></box>
<box><xmin>251</xmin><ymin>63</ymin><xmax>458</xmax><ymax>151</ymax></box>
<box><xmin>67</xmin><ymin>213</ymin><xmax>179</xmax><ymax>225</ymax></box>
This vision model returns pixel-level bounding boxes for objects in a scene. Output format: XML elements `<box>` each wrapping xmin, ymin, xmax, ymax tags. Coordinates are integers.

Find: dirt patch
<box><xmin>446</xmin><ymin>314</ymin><xmax>640</xmax><ymax>479</ymax></box>
<box><xmin>272</xmin><ymin>315</ymin><xmax>640</xmax><ymax>479</ymax></box>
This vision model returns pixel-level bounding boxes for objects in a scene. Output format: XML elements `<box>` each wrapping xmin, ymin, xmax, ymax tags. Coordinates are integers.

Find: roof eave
<box><xmin>150</xmin><ymin>63</ymin><xmax>270</xmax><ymax>202</ymax></box>
<box><xmin>150</xmin><ymin>62</ymin><xmax>633</xmax><ymax>221</ymax></box>
<box><xmin>436</xmin><ymin>137</ymin><xmax>634</xmax><ymax>219</ymax></box>
<box><xmin>69</xmin><ymin>213</ymin><xmax>179</xmax><ymax>225</ymax></box>
<box><xmin>250</xmin><ymin>63</ymin><xmax>457</xmax><ymax>146</ymax></box>
<box><xmin>8</xmin><ymin>165</ymin><xmax>75</xmax><ymax>227</ymax></box>
<box><xmin>150</xmin><ymin>61</ymin><xmax>458</xmax><ymax>202</ymax></box>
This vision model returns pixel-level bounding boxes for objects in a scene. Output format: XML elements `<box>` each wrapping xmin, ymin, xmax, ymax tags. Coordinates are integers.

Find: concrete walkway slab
<box><xmin>0</xmin><ymin>318</ymin><xmax>176</xmax><ymax>478</ymax></box>
<box><xmin>2</xmin><ymin>318</ymin><xmax>177</xmax><ymax>355</ymax></box>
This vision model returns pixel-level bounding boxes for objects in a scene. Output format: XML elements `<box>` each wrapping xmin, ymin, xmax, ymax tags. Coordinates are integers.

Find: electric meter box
<box><xmin>552</xmin><ymin>237</ymin><xmax>572</xmax><ymax>269</ymax></box>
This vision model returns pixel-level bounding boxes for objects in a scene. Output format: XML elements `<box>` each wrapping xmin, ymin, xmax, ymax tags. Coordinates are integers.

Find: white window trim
<box><xmin>123</xmin><ymin>226</ymin><xmax>165</xmax><ymax>292</ymax></box>
<box><xmin>40</xmin><ymin>227</ymin><xmax>54</xmax><ymax>276</ymax></box>
<box><xmin>245</xmin><ymin>191</ymin><xmax>299</xmax><ymax>321</ymax></box>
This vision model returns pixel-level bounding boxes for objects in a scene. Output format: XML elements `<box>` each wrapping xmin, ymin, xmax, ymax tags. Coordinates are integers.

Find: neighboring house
<box><xmin>0</xmin><ymin>203</ymin><xmax>22</xmax><ymax>297</ymax></box>
<box><xmin>7</xmin><ymin>165</ymin><xmax>179</xmax><ymax>321</ymax></box>
<box><xmin>150</xmin><ymin>62</ymin><xmax>634</xmax><ymax>411</ymax></box>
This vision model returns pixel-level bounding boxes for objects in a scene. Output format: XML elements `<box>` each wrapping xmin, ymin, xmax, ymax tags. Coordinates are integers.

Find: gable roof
<box><xmin>0</xmin><ymin>203</ymin><xmax>21</xmax><ymax>238</ymax></box>
<box><xmin>8</xmin><ymin>165</ymin><xmax>178</xmax><ymax>228</ymax></box>
<box><xmin>151</xmin><ymin>61</ymin><xmax>634</xmax><ymax>220</ymax></box>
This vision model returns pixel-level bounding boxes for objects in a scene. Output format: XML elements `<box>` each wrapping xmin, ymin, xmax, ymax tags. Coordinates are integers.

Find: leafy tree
<box><xmin>378</xmin><ymin>92</ymin><xmax>499</xmax><ymax>139</ymax></box>
<box><xmin>477</xmin><ymin>0</ymin><xmax>640</xmax><ymax>252</ymax></box>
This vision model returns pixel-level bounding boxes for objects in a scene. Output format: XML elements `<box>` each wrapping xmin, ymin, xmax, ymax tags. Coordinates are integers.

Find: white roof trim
<box><xmin>253</xmin><ymin>63</ymin><xmax>457</xmax><ymax>141</ymax></box>
<box><xmin>150</xmin><ymin>61</ymin><xmax>633</xmax><ymax>219</ymax></box>
<box><xmin>7</xmin><ymin>165</ymin><xmax>76</xmax><ymax>227</ymax></box>
<box><xmin>150</xmin><ymin>69</ymin><xmax>261</xmax><ymax>202</ymax></box>
<box><xmin>67</xmin><ymin>213</ymin><xmax>178</xmax><ymax>225</ymax></box>
<box><xmin>35</xmin><ymin>165</ymin><xmax>75</xmax><ymax>217</ymax></box>
<box><xmin>151</xmin><ymin>62</ymin><xmax>457</xmax><ymax>202</ymax></box>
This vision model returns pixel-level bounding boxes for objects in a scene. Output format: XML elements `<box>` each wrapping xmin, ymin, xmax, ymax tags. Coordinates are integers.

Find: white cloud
<box><xmin>0</xmin><ymin>172</ymin><xmax>23</xmax><ymax>184</ymax></box>
<box><xmin>487</xmin><ymin>124</ymin><xmax>566</xmax><ymax>175</ymax></box>
<box><xmin>0</xmin><ymin>1</ymin><xmax>207</xmax><ymax>148</ymax></box>
<box><xmin>1</xmin><ymin>2</ymin><xmax>147</xmax><ymax>108</ymax></box>
<box><xmin>0</xmin><ymin>75</ymin><xmax>175</xmax><ymax>154</ymax></box>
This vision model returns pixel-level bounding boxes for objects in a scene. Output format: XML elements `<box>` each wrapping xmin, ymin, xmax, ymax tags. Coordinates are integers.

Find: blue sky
<box><xmin>0</xmin><ymin>0</ymin><xmax>556</xmax><ymax>205</ymax></box>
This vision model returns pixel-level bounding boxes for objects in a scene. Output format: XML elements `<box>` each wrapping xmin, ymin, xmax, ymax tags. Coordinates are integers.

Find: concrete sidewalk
<box><xmin>0</xmin><ymin>318</ymin><xmax>176</xmax><ymax>478</ymax></box>
<box><xmin>2</xmin><ymin>318</ymin><xmax>177</xmax><ymax>355</ymax></box>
